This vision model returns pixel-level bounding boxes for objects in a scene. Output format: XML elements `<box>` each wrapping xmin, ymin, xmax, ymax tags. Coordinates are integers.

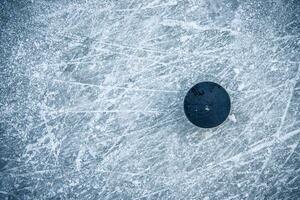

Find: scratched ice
<box><xmin>1</xmin><ymin>0</ymin><xmax>300</xmax><ymax>199</ymax></box>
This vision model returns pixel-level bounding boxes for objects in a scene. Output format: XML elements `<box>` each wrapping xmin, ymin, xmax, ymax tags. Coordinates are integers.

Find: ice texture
<box><xmin>1</xmin><ymin>0</ymin><xmax>300</xmax><ymax>199</ymax></box>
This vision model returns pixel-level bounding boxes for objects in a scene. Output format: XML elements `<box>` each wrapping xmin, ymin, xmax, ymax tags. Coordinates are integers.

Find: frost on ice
<box><xmin>1</xmin><ymin>0</ymin><xmax>300</xmax><ymax>199</ymax></box>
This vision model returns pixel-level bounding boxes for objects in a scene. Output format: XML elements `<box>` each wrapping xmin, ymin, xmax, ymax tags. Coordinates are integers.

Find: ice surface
<box><xmin>1</xmin><ymin>0</ymin><xmax>300</xmax><ymax>199</ymax></box>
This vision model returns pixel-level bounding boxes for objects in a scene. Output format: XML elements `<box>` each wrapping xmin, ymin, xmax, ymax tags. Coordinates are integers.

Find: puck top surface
<box><xmin>184</xmin><ymin>82</ymin><xmax>231</xmax><ymax>128</ymax></box>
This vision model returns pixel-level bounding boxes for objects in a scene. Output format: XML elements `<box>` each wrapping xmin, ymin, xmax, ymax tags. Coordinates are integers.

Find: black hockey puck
<box><xmin>184</xmin><ymin>82</ymin><xmax>231</xmax><ymax>128</ymax></box>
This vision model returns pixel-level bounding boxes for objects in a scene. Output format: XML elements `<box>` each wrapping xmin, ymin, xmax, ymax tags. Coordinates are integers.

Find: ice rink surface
<box><xmin>1</xmin><ymin>0</ymin><xmax>300</xmax><ymax>199</ymax></box>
